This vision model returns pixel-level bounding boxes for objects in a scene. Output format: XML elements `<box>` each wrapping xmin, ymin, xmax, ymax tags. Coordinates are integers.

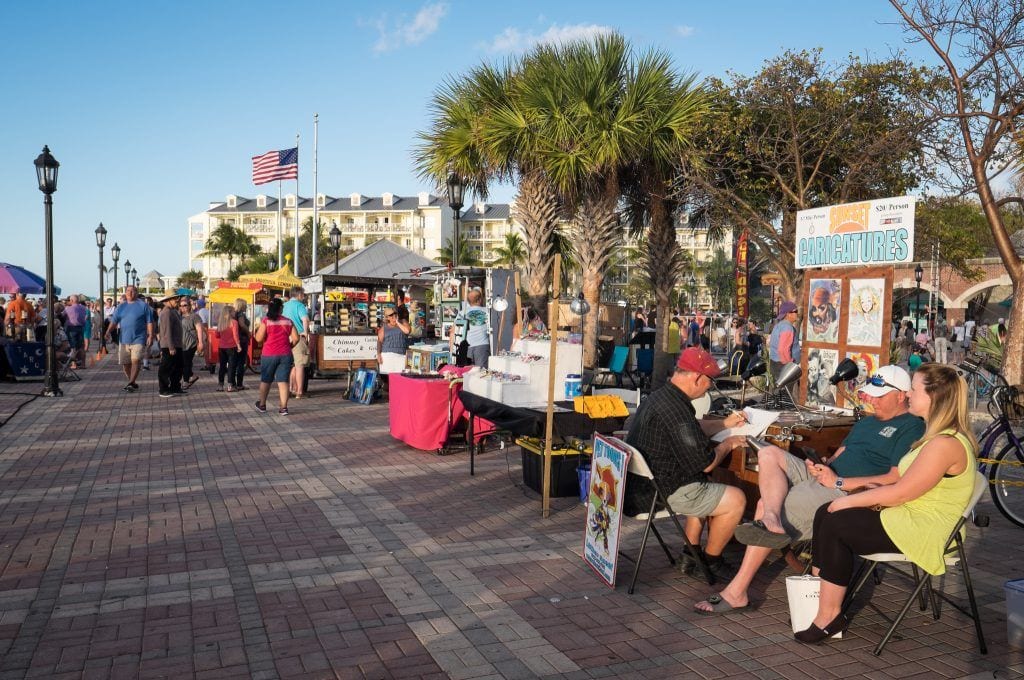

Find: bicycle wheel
<box><xmin>990</xmin><ymin>441</ymin><xmax>1024</xmax><ymax>529</ymax></box>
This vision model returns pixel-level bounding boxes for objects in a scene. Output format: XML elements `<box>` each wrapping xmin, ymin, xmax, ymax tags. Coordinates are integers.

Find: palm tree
<box><xmin>436</xmin><ymin>236</ymin><xmax>481</xmax><ymax>267</ymax></box>
<box><xmin>492</xmin><ymin>233</ymin><xmax>526</xmax><ymax>270</ymax></box>
<box><xmin>177</xmin><ymin>269</ymin><xmax>205</xmax><ymax>292</ymax></box>
<box><xmin>199</xmin><ymin>222</ymin><xmax>259</xmax><ymax>278</ymax></box>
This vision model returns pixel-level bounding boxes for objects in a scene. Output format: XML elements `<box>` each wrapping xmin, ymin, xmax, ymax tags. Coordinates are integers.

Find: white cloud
<box><xmin>676</xmin><ymin>25</ymin><xmax>695</xmax><ymax>38</ymax></box>
<box><xmin>483</xmin><ymin>22</ymin><xmax>615</xmax><ymax>54</ymax></box>
<box><xmin>371</xmin><ymin>3</ymin><xmax>448</xmax><ymax>54</ymax></box>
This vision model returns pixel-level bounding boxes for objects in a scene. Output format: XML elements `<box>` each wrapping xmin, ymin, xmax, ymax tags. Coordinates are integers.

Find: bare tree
<box><xmin>891</xmin><ymin>0</ymin><xmax>1024</xmax><ymax>381</ymax></box>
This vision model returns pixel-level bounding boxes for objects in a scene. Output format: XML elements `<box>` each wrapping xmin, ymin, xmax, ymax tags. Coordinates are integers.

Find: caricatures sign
<box><xmin>795</xmin><ymin>196</ymin><xmax>916</xmax><ymax>270</ymax></box>
<box><xmin>583</xmin><ymin>435</ymin><xmax>631</xmax><ymax>588</ymax></box>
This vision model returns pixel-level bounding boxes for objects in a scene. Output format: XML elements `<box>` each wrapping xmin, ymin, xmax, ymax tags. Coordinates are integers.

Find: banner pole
<box><xmin>543</xmin><ymin>256</ymin><xmax>562</xmax><ymax>518</ymax></box>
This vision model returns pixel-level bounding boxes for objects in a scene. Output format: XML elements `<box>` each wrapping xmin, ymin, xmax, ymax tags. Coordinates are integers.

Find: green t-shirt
<box><xmin>829</xmin><ymin>412</ymin><xmax>925</xmax><ymax>479</ymax></box>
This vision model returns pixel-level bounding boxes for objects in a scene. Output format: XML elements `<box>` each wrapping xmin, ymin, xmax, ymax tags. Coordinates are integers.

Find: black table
<box><xmin>458</xmin><ymin>391</ymin><xmax>627</xmax><ymax>475</ymax></box>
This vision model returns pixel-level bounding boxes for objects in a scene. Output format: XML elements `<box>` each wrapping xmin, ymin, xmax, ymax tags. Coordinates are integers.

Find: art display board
<box><xmin>800</xmin><ymin>267</ymin><xmax>893</xmax><ymax>409</ymax></box>
<box><xmin>349</xmin><ymin>368</ymin><xmax>378</xmax><ymax>405</ymax></box>
<box><xmin>582</xmin><ymin>434</ymin><xmax>631</xmax><ymax>588</ymax></box>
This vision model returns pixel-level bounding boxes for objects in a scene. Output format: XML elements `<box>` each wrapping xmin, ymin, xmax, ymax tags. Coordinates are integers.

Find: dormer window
<box><xmin>317</xmin><ymin>193</ymin><xmax>326</xmax><ymax>208</ymax></box>
<box><xmin>474</xmin><ymin>202</ymin><xmax>486</xmax><ymax>215</ymax></box>
<box><xmin>383</xmin><ymin>192</ymin><xmax>395</xmax><ymax>207</ymax></box>
<box><xmin>285</xmin><ymin>194</ymin><xmax>297</xmax><ymax>208</ymax></box>
<box><xmin>226</xmin><ymin>195</ymin><xmax>238</xmax><ymax>208</ymax></box>
<box><xmin>256</xmin><ymin>195</ymin><xmax>267</xmax><ymax>208</ymax></box>
<box><xmin>350</xmin><ymin>193</ymin><xmax>362</xmax><ymax>207</ymax></box>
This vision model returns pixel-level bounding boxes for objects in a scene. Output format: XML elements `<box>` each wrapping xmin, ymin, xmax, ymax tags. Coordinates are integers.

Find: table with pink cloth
<box><xmin>388</xmin><ymin>369</ymin><xmax>492</xmax><ymax>452</ymax></box>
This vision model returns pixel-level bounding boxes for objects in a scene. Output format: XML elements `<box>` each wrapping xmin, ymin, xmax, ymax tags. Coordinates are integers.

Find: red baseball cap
<box><xmin>676</xmin><ymin>347</ymin><xmax>722</xmax><ymax>378</ymax></box>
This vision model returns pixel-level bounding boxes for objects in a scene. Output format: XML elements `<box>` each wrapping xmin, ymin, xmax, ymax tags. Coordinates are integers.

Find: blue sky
<box><xmin>0</xmin><ymin>0</ymin><xmax>933</xmax><ymax>295</ymax></box>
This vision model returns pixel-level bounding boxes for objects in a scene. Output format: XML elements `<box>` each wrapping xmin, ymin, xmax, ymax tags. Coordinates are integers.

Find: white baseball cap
<box><xmin>859</xmin><ymin>365</ymin><xmax>912</xmax><ymax>398</ymax></box>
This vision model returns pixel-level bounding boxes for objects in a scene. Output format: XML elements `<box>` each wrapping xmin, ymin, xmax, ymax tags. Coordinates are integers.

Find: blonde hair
<box><xmin>912</xmin><ymin>363</ymin><xmax>978</xmax><ymax>453</ymax></box>
<box><xmin>233</xmin><ymin>298</ymin><xmax>247</xmax><ymax>314</ymax></box>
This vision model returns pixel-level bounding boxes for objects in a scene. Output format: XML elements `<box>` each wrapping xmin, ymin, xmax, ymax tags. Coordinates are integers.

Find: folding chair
<box><xmin>594</xmin><ymin>346</ymin><xmax>634</xmax><ymax>388</ymax></box>
<box><xmin>58</xmin><ymin>354</ymin><xmax>81</xmax><ymax>382</ymax></box>
<box><xmin>634</xmin><ymin>348</ymin><xmax>654</xmax><ymax>390</ymax></box>
<box><xmin>617</xmin><ymin>441</ymin><xmax>714</xmax><ymax>594</ymax></box>
<box><xmin>842</xmin><ymin>470</ymin><xmax>988</xmax><ymax>656</ymax></box>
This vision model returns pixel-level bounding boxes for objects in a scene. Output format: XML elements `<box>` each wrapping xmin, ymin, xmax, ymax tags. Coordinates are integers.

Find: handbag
<box><xmin>785</xmin><ymin>575</ymin><xmax>841</xmax><ymax>637</ymax></box>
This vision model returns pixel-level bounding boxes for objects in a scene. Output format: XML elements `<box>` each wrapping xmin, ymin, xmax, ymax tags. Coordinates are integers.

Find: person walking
<box><xmin>217</xmin><ymin>305</ymin><xmax>241</xmax><ymax>392</ymax></box>
<box><xmin>105</xmin><ymin>285</ymin><xmax>154</xmax><ymax>392</ymax></box>
<box><xmin>63</xmin><ymin>294</ymin><xmax>88</xmax><ymax>369</ymax></box>
<box><xmin>179</xmin><ymin>298</ymin><xmax>204</xmax><ymax>389</ymax></box>
<box><xmin>933</xmin><ymin>319</ymin><xmax>950</xmax><ymax>364</ymax></box>
<box><xmin>157</xmin><ymin>297</ymin><xmax>184</xmax><ymax>397</ymax></box>
<box><xmin>253</xmin><ymin>298</ymin><xmax>299</xmax><ymax>416</ymax></box>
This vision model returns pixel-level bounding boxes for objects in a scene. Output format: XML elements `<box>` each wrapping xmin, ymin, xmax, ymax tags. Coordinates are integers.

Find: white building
<box><xmin>187</xmin><ymin>192</ymin><xmax>454</xmax><ymax>289</ymax></box>
<box><xmin>188</xmin><ymin>194</ymin><xmax>730</xmax><ymax>302</ymax></box>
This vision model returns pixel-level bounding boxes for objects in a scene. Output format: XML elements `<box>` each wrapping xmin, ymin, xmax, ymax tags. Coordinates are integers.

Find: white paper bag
<box><xmin>785</xmin><ymin>574</ymin><xmax>841</xmax><ymax>638</ymax></box>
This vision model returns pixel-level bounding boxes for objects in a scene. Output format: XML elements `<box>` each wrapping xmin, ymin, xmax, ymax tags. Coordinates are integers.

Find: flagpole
<box><xmin>294</xmin><ymin>132</ymin><xmax>300</xmax><ymax>275</ymax></box>
<box><xmin>277</xmin><ymin>180</ymin><xmax>283</xmax><ymax>267</ymax></box>
<box><xmin>312</xmin><ymin>113</ymin><xmax>319</xmax><ymax>276</ymax></box>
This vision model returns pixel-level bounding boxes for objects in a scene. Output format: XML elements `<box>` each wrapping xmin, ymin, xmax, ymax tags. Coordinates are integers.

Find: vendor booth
<box><xmin>0</xmin><ymin>263</ymin><xmax>57</xmax><ymax>381</ymax></box>
<box><xmin>203</xmin><ymin>262</ymin><xmax>301</xmax><ymax>370</ymax></box>
<box><xmin>303</xmin><ymin>240</ymin><xmax>437</xmax><ymax>386</ymax></box>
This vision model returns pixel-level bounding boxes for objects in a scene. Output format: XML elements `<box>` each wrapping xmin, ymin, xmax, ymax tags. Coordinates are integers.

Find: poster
<box><xmin>441</xmin><ymin>278</ymin><xmax>461</xmax><ymax>302</ymax></box>
<box><xmin>805</xmin><ymin>348</ymin><xmax>838</xmax><ymax>407</ymax></box>
<box><xmin>349</xmin><ymin>369</ymin><xmax>378</xmax><ymax>405</ymax></box>
<box><xmin>844</xmin><ymin>351</ymin><xmax>879</xmax><ymax>410</ymax></box>
<box><xmin>847</xmin><ymin>278</ymin><xmax>884</xmax><ymax>347</ymax></box>
<box><xmin>583</xmin><ymin>435</ymin><xmax>631</xmax><ymax>588</ymax></box>
<box><xmin>806</xmin><ymin>279</ymin><xmax>841</xmax><ymax>343</ymax></box>
<box><xmin>795</xmin><ymin>195</ymin><xmax>916</xmax><ymax>269</ymax></box>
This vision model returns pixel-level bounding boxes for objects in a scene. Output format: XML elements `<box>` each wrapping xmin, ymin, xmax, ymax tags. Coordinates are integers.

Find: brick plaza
<box><xmin>0</xmin><ymin>359</ymin><xmax>1021</xmax><ymax>679</ymax></box>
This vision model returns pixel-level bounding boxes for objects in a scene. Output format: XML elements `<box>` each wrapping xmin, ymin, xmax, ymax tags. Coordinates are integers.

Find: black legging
<box><xmin>181</xmin><ymin>347</ymin><xmax>197</xmax><ymax>382</ymax></box>
<box><xmin>810</xmin><ymin>505</ymin><xmax>899</xmax><ymax>587</ymax></box>
<box><xmin>231</xmin><ymin>346</ymin><xmax>246</xmax><ymax>387</ymax></box>
<box><xmin>218</xmin><ymin>348</ymin><xmax>236</xmax><ymax>387</ymax></box>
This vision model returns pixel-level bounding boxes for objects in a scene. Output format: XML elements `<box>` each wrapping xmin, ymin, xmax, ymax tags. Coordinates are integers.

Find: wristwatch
<box><xmin>834</xmin><ymin>477</ymin><xmax>845</xmax><ymax>490</ymax></box>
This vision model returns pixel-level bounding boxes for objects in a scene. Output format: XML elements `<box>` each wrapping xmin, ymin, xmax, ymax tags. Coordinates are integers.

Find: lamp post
<box><xmin>329</xmin><ymin>222</ymin><xmax>341</xmax><ymax>275</ymax></box>
<box><xmin>124</xmin><ymin>259</ymin><xmax>131</xmax><ymax>292</ymax></box>
<box><xmin>111</xmin><ymin>242</ymin><xmax>120</xmax><ymax>299</ymax></box>
<box><xmin>34</xmin><ymin>145</ymin><xmax>61</xmax><ymax>397</ymax></box>
<box><xmin>446</xmin><ymin>174</ymin><xmax>465</xmax><ymax>268</ymax></box>
<box><xmin>914</xmin><ymin>263</ymin><xmax>924</xmax><ymax>333</ymax></box>
<box><xmin>95</xmin><ymin>222</ymin><xmax>107</xmax><ymax>304</ymax></box>
<box><xmin>688</xmin><ymin>272</ymin><xmax>697</xmax><ymax>313</ymax></box>
<box><xmin>131</xmin><ymin>268</ymin><xmax>138</xmax><ymax>289</ymax></box>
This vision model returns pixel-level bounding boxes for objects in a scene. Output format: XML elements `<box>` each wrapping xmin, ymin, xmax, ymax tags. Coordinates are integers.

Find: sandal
<box><xmin>734</xmin><ymin>520</ymin><xmax>791</xmax><ymax>549</ymax></box>
<box><xmin>694</xmin><ymin>594</ymin><xmax>748</xmax><ymax>616</ymax></box>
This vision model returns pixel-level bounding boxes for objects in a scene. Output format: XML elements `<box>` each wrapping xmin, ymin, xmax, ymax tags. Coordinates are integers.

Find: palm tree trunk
<box><xmin>642</xmin><ymin>200</ymin><xmax>686</xmax><ymax>389</ymax></box>
<box><xmin>574</xmin><ymin>193</ymin><xmax>622</xmax><ymax>368</ymax></box>
<box><xmin>513</xmin><ymin>169</ymin><xmax>559</xmax><ymax>313</ymax></box>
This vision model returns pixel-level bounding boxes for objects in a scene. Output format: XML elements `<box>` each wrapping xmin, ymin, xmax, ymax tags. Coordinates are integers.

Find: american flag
<box><xmin>251</xmin><ymin>147</ymin><xmax>298</xmax><ymax>185</ymax></box>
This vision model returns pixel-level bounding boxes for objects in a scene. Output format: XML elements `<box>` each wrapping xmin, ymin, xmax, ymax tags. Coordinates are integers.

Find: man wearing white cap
<box><xmin>694</xmin><ymin>365</ymin><xmax>924</xmax><ymax>614</ymax></box>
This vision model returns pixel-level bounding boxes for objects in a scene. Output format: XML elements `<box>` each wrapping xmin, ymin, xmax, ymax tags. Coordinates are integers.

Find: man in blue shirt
<box><xmin>105</xmin><ymin>285</ymin><xmax>154</xmax><ymax>392</ymax></box>
<box><xmin>282</xmin><ymin>287</ymin><xmax>310</xmax><ymax>398</ymax></box>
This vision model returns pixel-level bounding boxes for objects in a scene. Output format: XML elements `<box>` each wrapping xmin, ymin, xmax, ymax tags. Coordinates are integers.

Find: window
<box><xmin>190</xmin><ymin>222</ymin><xmax>204</xmax><ymax>237</ymax></box>
<box><xmin>191</xmin><ymin>240</ymin><xmax>204</xmax><ymax>254</ymax></box>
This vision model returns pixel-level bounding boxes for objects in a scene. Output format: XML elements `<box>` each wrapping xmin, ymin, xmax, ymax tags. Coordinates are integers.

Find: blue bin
<box><xmin>577</xmin><ymin>466</ymin><xmax>591</xmax><ymax>504</ymax></box>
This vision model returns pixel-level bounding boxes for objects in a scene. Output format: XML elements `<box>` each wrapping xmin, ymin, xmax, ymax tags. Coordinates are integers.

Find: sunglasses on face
<box><xmin>867</xmin><ymin>374</ymin><xmax>902</xmax><ymax>391</ymax></box>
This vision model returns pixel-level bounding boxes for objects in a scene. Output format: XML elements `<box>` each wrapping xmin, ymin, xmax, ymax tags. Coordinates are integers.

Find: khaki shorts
<box><xmin>780</xmin><ymin>451</ymin><xmax>844</xmax><ymax>541</ymax></box>
<box><xmin>666</xmin><ymin>479</ymin><xmax>728</xmax><ymax>518</ymax></box>
<box><xmin>292</xmin><ymin>337</ymin><xmax>310</xmax><ymax>366</ymax></box>
<box><xmin>118</xmin><ymin>343</ymin><xmax>145</xmax><ymax>365</ymax></box>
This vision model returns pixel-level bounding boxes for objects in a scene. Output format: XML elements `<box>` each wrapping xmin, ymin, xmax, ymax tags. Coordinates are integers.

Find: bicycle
<box><xmin>960</xmin><ymin>359</ymin><xmax>1024</xmax><ymax>528</ymax></box>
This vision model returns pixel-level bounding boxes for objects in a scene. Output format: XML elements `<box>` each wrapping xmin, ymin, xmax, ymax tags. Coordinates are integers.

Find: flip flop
<box><xmin>734</xmin><ymin>520</ymin><xmax>791</xmax><ymax>549</ymax></box>
<box><xmin>694</xmin><ymin>594</ymin><xmax>748</xmax><ymax>616</ymax></box>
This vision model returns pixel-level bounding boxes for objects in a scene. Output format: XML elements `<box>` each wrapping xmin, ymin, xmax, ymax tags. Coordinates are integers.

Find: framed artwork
<box><xmin>847</xmin><ymin>278</ymin><xmax>885</xmax><ymax>347</ymax></box>
<box><xmin>350</xmin><ymin>368</ymin><xmax>378</xmax><ymax>405</ymax></box>
<box><xmin>806</xmin><ymin>278</ymin><xmax>842</xmax><ymax>343</ymax></box>
<box><xmin>805</xmin><ymin>348</ymin><xmax>838</xmax><ymax>407</ymax></box>
<box><xmin>441</xmin><ymin>278</ymin><xmax>461</xmax><ymax>302</ymax></box>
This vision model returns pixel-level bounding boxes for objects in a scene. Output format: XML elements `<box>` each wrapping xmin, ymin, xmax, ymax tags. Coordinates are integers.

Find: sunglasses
<box><xmin>867</xmin><ymin>374</ymin><xmax>903</xmax><ymax>391</ymax></box>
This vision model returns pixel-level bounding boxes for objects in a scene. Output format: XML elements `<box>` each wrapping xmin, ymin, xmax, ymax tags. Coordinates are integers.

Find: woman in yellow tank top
<box><xmin>795</xmin><ymin>363</ymin><xmax>977</xmax><ymax>644</ymax></box>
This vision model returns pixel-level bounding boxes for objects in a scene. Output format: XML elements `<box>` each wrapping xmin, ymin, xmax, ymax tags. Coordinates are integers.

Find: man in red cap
<box><xmin>623</xmin><ymin>347</ymin><xmax>748</xmax><ymax>575</ymax></box>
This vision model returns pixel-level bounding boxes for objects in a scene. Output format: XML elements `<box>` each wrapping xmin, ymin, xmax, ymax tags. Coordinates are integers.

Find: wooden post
<box><xmin>542</xmin><ymin>256</ymin><xmax>561</xmax><ymax>518</ymax></box>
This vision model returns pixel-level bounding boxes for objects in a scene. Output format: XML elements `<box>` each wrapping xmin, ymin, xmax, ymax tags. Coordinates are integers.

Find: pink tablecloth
<box><xmin>388</xmin><ymin>373</ymin><xmax>466</xmax><ymax>451</ymax></box>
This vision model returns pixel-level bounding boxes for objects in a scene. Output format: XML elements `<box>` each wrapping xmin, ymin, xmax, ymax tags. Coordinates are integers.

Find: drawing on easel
<box><xmin>806</xmin><ymin>279</ymin><xmax>841</xmax><ymax>343</ymax></box>
<box><xmin>805</xmin><ymin>348</ymin><xmax>838</xmax><ymax>407</ymax></box>
<box><xmin>847</xmin><ymin>278</ymin><xmax>884</xmax><ymax>347</ymax></box>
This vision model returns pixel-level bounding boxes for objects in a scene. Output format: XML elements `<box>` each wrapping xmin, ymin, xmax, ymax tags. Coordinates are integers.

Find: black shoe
<box><xmin>681</xmin><ymin>548</ymin><xmax>729</xmax><ymax>577</ymax></box>
<box><xmin>794</xmin><ymin>613</ymin><xmax>848</xmax><ymax>644</ymax></box>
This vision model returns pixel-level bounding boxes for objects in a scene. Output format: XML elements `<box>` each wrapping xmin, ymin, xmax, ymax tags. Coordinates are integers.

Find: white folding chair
<box><xmin>842</xmin><ymin>471</ymin><xmax>988</xmax><ymax>656</ymax></box>
<box><xmin>617</xmin><ymin>440</ymin><xmax>714</xmax><ymax>594</ymax></box>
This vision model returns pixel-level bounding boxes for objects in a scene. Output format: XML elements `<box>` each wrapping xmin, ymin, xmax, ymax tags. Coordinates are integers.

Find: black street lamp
<box><xmin>688</xmin><ymin>272</ymin><xmax>697</xmax><ymax>313</ymax></box>
<box><xmin>131</xmin><ymin>268</ymin><xmax>138</xmax><ymax>289</ymax></box>
<box><xmin>914</xmin><ymin>263</ymin><xmax>924</xmax><ymax>333</ymax></box>
<box><xmin>34</xmin><ymin>145</ymin><xmax>61</xmax><ymax>397</ymax></box>
<box><xmin>111</xmin><ymin>242</ymin><xmax>120</xmax><ymax>299</ymax></box>
<box><xmin>124</xmin><ymin>259</ymin><xmax>132</xmax><ymax>290</ymax></box>
<box><xmin>446</xmin><ymin>174</ymin><xmax>465</xmax><ymax>267</ymax></box>
<box><xmin>95</xmin><ymin>222</ymin><xmax>107</xmax><ymax>308</ymax></box>
<box><xmin>329</xmin><ymin>222</ymin><xmax>342</xmax><ymax>275</ymax></box>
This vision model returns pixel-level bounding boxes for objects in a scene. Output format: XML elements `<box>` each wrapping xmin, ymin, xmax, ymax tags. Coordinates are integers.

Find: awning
<box><xmin>237</xmin><ymin>262</ymin><xmax>301</xmax><ymax>289</ymax></box>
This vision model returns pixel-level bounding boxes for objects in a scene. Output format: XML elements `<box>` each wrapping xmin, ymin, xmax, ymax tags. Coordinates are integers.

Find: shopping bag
<box><xmin>785</xmin><ymin>575</ymin><xmax>840</xmax><ymax>637</ymax></box>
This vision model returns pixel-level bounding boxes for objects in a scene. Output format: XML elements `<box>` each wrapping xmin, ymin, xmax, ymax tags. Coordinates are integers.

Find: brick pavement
<box><xmin>0</xmin><ymin>357</ymin><xmax>1021</xmax><ymax>679</ymax></box>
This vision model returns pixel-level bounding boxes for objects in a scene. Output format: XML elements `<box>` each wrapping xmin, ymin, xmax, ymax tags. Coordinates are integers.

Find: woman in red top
<box><xmin>254</xmin><ymin>297</ymin><xmax>299</xmax><ymax>415</ymax></box>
